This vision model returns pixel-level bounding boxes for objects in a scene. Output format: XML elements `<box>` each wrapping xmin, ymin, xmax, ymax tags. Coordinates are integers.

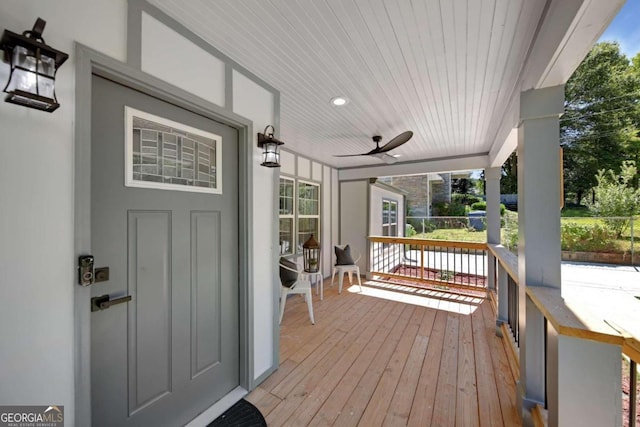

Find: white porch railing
<box><xmin>488</xmin><ymin>243</ymin><xmax>640</xmax><ymax>426</ymax></box>
<box><xmin>368</xmin><ymin>236</ymin><xmax>487</xmax><ymax>292</ymax></box>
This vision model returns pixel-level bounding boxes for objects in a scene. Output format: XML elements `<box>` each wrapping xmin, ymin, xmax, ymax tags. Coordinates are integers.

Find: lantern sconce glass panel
<box><xmin>257</xmin><ymin>125</ymin><xmax>284</xmax><ymax>167</ymax></box>
<box><xmin>303</xmin><ymin>234</ymin><xmax>320</xmax><ymax>273</ymax></box>
<box><xmin>1</xmin><ymin>18</ymin><xmax>68</xmax><ymax>112</ymax></box>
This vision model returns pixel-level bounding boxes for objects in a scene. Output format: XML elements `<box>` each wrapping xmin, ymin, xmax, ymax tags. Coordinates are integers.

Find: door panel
<box><xmin>190</xmin><ymin>211</ymin><xmax>222</xmax><ymax>378</ymax></box>
<box><xmin>90</xmin><ymin>75</ymin><xmax>239</xmax><ymax>427</ymax></box>
<box><xmin>127</xmin><ymin>210</ymin><xmax>172</xmax><ymax>413</ymax></box>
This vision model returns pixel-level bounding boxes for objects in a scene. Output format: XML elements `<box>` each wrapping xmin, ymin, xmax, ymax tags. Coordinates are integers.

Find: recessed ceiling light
<box><xmin>392</xmin><ymin>154</ymin><xmax>402</xmax><ymax>158</ymax></box>
<box><xmin>331</xmin><ymin>96</ymin><xmax>348</xmax><ymax>106</ymax></box>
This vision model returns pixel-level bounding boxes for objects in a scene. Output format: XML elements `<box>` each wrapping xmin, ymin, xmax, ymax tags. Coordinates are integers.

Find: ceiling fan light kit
<box><xmin>330</xmin><ymin>96</ymin><xmax>348</xmax><ymax>106</ymax></box>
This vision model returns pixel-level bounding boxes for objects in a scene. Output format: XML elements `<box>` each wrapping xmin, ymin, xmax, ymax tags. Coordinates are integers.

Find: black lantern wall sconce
<box><xmin>257</xmin><ymin>125</ymin><xmax>284</xmax><ymax>168</ymax></box>
<box><xmin>1</xmin><ymin>18</ymin><xmax>68</xmax><ymax>112</ymax></box>
<box><xmin>302</xmin><ymin>234</ymin><xmax>320</xmax><ymax>273</ymax></box>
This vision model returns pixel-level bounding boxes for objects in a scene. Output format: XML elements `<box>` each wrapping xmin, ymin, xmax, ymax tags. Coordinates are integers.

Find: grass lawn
<box><xmin>414</xmin><ymin>228</ymin><xmax>514</xmax><ymax>244</ymax></box>
<box><xmin>561</xmin><ymin>206</ymin><xmax>593</xmax><ymax>217</ymax></box>
<box><xmin>410</xmin><ymin>208</ymin><xmax>639</xmax><ymax>253</ymax></box>
<box><xmin>414</xmin><ymin>218</ymin><xmax>637</xmax><ymax>253</ymax></box>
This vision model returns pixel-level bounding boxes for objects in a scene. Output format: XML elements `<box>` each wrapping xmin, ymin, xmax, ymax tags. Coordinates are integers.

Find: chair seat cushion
<box><xmin>279</xmin><ymin>257</ymin><xmax>298</xmax><ymax>288</ymax></box>
<box><xmin>335</xmin><ymin>245</ymin><xmax>355</xmax><ymax>265</ymax></box>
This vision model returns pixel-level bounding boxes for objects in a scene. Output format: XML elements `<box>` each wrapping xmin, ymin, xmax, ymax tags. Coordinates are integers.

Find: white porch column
<box><xmin>485</xmin><ymin>167</ymin><xmax>501</xmax><ymax>293</ymax></box>
<box><xmin>517</xmin><ymin>85</ymin><xmax>563</xmax><ymax>420</ymax></box>
<box><xmin>518</xmin><ymin>85</ymin><xmax>621</xmax><ymax>426</ymax></box>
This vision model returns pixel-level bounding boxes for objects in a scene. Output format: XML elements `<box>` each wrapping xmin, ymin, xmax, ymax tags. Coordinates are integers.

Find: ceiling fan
<box><xmin>334</xmin><ymin>131</ymin><xmax>413</xmax><ymax>164</ymax></box>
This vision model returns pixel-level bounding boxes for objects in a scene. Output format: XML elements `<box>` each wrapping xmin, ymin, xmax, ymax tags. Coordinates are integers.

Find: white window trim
<box><xmin>279</xmin><ymin>177</ymin><xmax>296</xmax><ymax>255</ymax></box>
<box><xmin>382</xmin><ymin>199</ymin><xmax>398</xmax><ymax>237</ymax></box>
<box><xmin>296</xmin><ymin>179</ymin><xmax>321</xmax><ymax>254</ymax></box>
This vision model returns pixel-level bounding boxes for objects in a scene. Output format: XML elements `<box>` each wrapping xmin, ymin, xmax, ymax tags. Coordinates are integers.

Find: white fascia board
<box><xmin>489</xmin><ymin>128</ymin><xmax>518</xmax><ymax>168</ymax></box>
<box><xmin>488</xmin><ymin>94</ymin><xmax>519</xmax><ymax>167</ymax></box>
<box><xmin>338</xmin><ymin>154</ymin><xmax>489</xmax><ymax>181</ymax></box>
<box><xmin>521</xmin><ymin>0</ymin><xmax>625</xmax><ymax>91</ymax></box>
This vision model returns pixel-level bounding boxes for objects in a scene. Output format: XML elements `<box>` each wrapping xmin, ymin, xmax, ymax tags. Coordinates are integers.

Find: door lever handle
<box><xmin>91</xmin><ymin>294</ymin><xmax>132</xmax><ymax>312</ymax></box>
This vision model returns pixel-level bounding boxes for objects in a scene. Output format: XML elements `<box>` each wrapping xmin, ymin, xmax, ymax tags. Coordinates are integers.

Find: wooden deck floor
<box><xmin>246</xmin><ymin>279</ymin><xmax>521</xmax><ymax>426</ymax></box>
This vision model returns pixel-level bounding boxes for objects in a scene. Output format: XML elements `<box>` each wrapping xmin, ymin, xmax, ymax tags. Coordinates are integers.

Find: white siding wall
<box><xmin>339</xmin><ymin>181</ymin><xmax>368</xmax><ymax>273</ymax></box>
<box><xmin>369</xmin><ymin>185</ymin><xmax>405</xmax><ymax>237</ymax></box>
<box><xmin>141</xmin><ymin>13</ymin><xmax>226</xmax><ymax>107</ymax></box>
<box><xmin>322</xmin><ymin>166</ymin><xmax>332</xmax><ymax>277</ymax></box>
<box><xmin>331</xmin><ymin>170</ymin><xmax>339</xmax><ymax>264</ymax></box>
<box><xmin>231</xmin><ymin>70</ymin><xmax>276</xmax><ymax>380</ymax></box>
<box><xmin>279</xmin><ymin>150</ymin><xmax>338</xmax><ymax>279</ymax></box>
<box><xmin>0</xmin><ymin>2</ymin><xmax>128</xmax><ymax>424</ymax></box>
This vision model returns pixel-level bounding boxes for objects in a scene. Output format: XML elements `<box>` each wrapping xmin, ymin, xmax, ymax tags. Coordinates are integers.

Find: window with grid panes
<box><xmin>297</xmin><ymin>180</ymin><xmax>320</xmax><ymax>253</ymax></box>
<box><xmin>382</xmin><ymin>199</ymin><xmax>398</xmax><ymax>236</ymax></box>
<box><xmin>279</xmin><ymin>177</ymin><xmax>295</xmax><ymax>255</ymax></box>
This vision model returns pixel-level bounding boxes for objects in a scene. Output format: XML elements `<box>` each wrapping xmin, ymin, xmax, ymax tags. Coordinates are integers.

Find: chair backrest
<box><xmin>279</xmin><ymin>258</ymin><xmax>299</xmax><ymax>288</ymax></box>
<box><xmin>334</xmin><ymin>244</ymin><xmax>361</xmax><ymax>265</ymax></box>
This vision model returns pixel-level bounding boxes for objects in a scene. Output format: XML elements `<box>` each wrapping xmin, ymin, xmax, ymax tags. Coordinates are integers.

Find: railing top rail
<box><xmin>368</xmin><ymin>235</ymin><xmax>487</xmax><ymax>250</ymax></box>
<box><xmin>487</xmin><ymin>244</ymin><xmax>518</xmax><ymax>285</ymax></box>
<box><xmin>526</xmin><ymin>286</ymin><xmax>624</xmax><ymax>346</ymax></box>
<box><xmin>604</xmin><ymin>321</ymin><xmax>640</xmax><ymax>363</ymax></box>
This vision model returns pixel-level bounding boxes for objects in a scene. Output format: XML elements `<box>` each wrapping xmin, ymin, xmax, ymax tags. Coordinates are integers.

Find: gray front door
<box><xmin>90</xmin><ymin>75</ymin><xmax>239</xmax><ymax>427</ymax></box>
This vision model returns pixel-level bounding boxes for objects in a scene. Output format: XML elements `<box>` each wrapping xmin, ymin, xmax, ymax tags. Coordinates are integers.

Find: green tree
<box><xmin>452</xmin><ymin>178</ymin><xmax>472</xmax><ymax>194</ymax></box>
<box><xmin>500</xmin><ymin>152</ymin><xmax>518</xmax><ymax>194</ymax></box>
<box><xmin>587</xmin><ymin>161</ymin><xmax>640</xmax><ymax>238</ymax></box>
<box><xmin>561</xmin><ymin>42</ymin><xmax>640</xmax><ymax>204</ymax></box>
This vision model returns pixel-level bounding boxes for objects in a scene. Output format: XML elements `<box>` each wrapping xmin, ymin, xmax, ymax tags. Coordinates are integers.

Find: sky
<box><xmin>599</xmin><ymin>0</ymin><xmax>640</xmax><ymax>59</ymax></box>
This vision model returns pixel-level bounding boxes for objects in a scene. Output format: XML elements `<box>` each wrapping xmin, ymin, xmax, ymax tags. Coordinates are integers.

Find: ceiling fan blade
<box><xmin>333</xmin><ymin>153</ymin><xmax>369</xmax><ymax>157</ymax></box>
<box><xmin>379</xmin><ymin>131</ymin><xmax>413</xmax><ymax>153</ymax></box>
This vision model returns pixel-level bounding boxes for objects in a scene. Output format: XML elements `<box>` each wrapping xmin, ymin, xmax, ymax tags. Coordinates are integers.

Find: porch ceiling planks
<box><xmin>246</xmin><ymin>279</ymin><xmax>522</xmax><ymax>426</ymax></box>
<box><xmin>149</xmin><ymin>0</ymin><xmax>547</xmax><ymax>168</ymax></box>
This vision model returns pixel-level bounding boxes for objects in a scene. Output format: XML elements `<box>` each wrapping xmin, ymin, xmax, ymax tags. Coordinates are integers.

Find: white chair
<box><xmin>331</xmin><ymin>244</ymin><xmax>363</xmax><ymax>293</ymax></box>
<box><xmin>279</xmin><ymin>260</ymin><xmax>315</xmax><ymax>325</ymax></box>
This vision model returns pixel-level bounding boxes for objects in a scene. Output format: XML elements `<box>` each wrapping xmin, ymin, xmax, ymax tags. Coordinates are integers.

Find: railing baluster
<box><xmin>367</xmin><ymin>236</ymin><xmax>489</xmax><ymax>293</ymax></box>
<box><xmin>631</xmin><ymin>359</ymin><xmax>637</xmax><ymax>427</ymax></box>
<box><xmin>420</xmin><ymin>244</ymin><xmax>424</xmax><ymax>280</ymax></box>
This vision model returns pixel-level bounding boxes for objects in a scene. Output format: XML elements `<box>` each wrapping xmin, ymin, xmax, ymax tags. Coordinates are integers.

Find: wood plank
<box><xmin>500</xmin><ymin>323</ymin><xmax>520</xmax><ymax>381</ymax></box>
<box><xmin>286</xmin><ymin>298</ymin><xmax>399</xmax><ymax>425</ymax></box>
<box><xmin>369</xmin><ymin>235</ymin><xmax>487</xmax><ymax>250</ymax></box>
<box><xmin>255</xmin><ymin>283</ymin><xmax>524</xmax><ymax>427</ymax></box>
<box><xmin>407</xmin><ymin>310</ymin><xmax>448</xmax><ymax>427</ymax></box>
<box><xmin>472</xmin><ymin>303</ymin><xmax>505</xmax><ymax>427</ymax></box>
<box><xmin>284</xmin><ymin>290</ymin><xmax>371</xmax><ymax>364</ymax></box>
<box><xmin>487</xmin><ymin>244</ymin><xmax>518</xmax><ymax>284</ymax></box>
<box><xmin>279</xmin><ymin>282</ymin><xmax>357</xmax><ymax>361</ymax></box>
<box><xmin>244</xmin><ymin>386</ymin><xmax>282</xmax><ymax>417</ymax></box>
<box><xmin>358</xmin><ymin>306</ymin><xmax>427</xmax><ymax>426</ymax></box>
<box><xmin>526</xmin><ymin>286</ymin><xmax>622</xmax><ymax>345</ymax></box>
<box><xmin>480</xmin><ymin>299</ymin><xmax>521</xmax><ymax>426</ymax></box>
<box><xmin>331</xmin><ymin>304</ymin><xmax>417</xmax><ymax>427</ymax></box>
<box><xmin>431</xmin><ymin>314</ymin><xmax>460</xmax><ymax>426</ymax></box>
<box><xmin>257</xmin><ymin>359</ymin><xmax>298</xmax><ymax>393</ymax></box>
<box><xmin>531</xmin><ymin>403</ymin><xmax>548</xmax><ymax>427</ymax></box>
<box><xmin>383</xmin><ymin>308</ymin><xmax>436</xmax><ymax>426</ymax></box>
<box><xmin>456</xmin><ymin>313</ymin><xmax>479</xmax><ymax>427</ymax></box>
<box><xmin>266</xmin><ymin>298</ymin><xmax>389</xmax><ymax>425</ymax></box>
<box><xmin>270</xmin><ymin>330</ymin><xmax>347</xmax><ymax>400</ymax></box>
<box><xmin>307</xmin><ymin>302</ymin><xmax>407</xmax><ymax>427</ymax></box>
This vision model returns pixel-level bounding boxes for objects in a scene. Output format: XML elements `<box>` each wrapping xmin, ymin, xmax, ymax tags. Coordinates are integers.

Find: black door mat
<box><xmin>207</xmin><ymin>399</ymin><xmax>267</xmax><ymax>427</ymax></box>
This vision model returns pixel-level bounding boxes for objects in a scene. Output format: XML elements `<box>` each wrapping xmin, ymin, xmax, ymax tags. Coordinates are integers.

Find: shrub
<box><xmin>407</xmin><ymin>218</ymin><xmax>436</xmax><ymax>234</ymax></box>
<box><xmin>470</xmin><ymin>201</ymin><xmax>506</xmax><ymax>215</ymax></box>
<box><xmin>451</xmin><ymin>193</ymin><xmax>482</xmax><ymax>206</ymax></box>
<box><xmin>560</xmin><ymin>222</ymin><xmax>617</xmax><ymax>252</ymax></box>
<box><xmin>432</xmin><ymin>201</ymin><xmax>466</xmax><ymax>217</ymax></box>
<box><xmin>405</xmin><ymin>223</ymin><xmax>417</xmax><ymax>237</ymax></box>
<box><xmin>587</xmin><ymin>161</ymin><xmax>640</xmax><ymax>238</ymax></box>
<box><xmin>502</xmin><ymin>210</ymin><xmax>519</xmax><ymax>251</ymax></box>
